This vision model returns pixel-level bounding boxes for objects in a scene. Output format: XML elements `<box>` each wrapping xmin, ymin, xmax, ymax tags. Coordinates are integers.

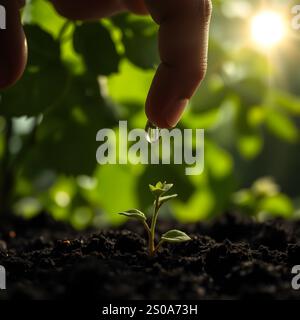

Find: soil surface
<box><xmin>0</xmin><ymin>212</ymin><xmax>300</xmax><ymax>300</ymax></box>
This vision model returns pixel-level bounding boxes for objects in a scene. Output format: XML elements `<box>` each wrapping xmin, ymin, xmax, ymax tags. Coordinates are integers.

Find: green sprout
<box><xmin>118</xmin><ymin>181</ymin><xmax>191</xmax><ymax>256</ymax></box>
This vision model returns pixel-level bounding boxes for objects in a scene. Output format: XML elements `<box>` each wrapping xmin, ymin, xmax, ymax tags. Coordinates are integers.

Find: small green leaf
<box><xmin>161</xmin><ymin>230</ymin><xmax>191</xmax><ymax>243</ymax></box>
<box><xmin>159</xmin><ymin>194</ymin><xmax>178</xmax><ymax>205</ymax></box>
<box><xmin>155</xmin><ymin>181</ymin><xmax>164</xmax><ymax>189</ymax></box>
<box><xmin>161</xmin><ymin>183</ymin><xmax>173</xmax><ymax>192</ymax></box>
<box><xmin>149</xmin><ymin>181</ymin><xmax>173</xmax><ymax>197</ymax></box>
<box><xmin>149</xmin><ymin>184</ymin><xmax>161</xmax><ymax>197</ymax></box>
<box><xmin>118</xmin><ymin>209</ymin><xmax>146</xmax><ymax>221</ymax></box>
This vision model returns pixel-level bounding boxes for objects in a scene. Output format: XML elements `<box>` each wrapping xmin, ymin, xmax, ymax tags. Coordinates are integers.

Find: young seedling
<box><xmin>118</xmin><ymin>182</ymin><xmax>191</xmax><ymax>256</ymax></box>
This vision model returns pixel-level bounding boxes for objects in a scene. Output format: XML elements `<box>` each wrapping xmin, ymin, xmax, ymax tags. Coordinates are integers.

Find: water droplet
<box><xmin>145</xmin><ymin>120</ymin><xmax>160</xmax><ymax>143</ymax></box>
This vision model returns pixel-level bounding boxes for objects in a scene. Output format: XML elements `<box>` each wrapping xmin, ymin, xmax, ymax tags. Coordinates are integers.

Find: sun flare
<box><xmin>251</xmin><ymin>11</ymin><xmax>286</xmax><ymax>49</ymax></box>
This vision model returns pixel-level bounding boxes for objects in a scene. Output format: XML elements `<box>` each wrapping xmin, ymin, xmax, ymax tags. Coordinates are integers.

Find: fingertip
<box><xmin>144</xmin><ymin>0</ymin><xmax>212</xmax><ymax>129</ymax></box>
<box><xmin>0</xmin><ymin>37</ymin><xmax>27</xmax><ymax>90</ymax></box>
<box><xmin>0</xmin><ymin>1</ymin><xmax>27</xmax><ymax>90</ymax></box>
<box><xmin>145</xmin><ymin>97</ymin><xmax>165</xmax><ymax>128</ymax></box>
<box><xmin>146</xmin><ymin>95</ymin><xmax>188</xmax><ymax>129</ymax></box>
<box><xmin>145</xmin><ymin>103</ymin><xmax>170</xmax><ymax>129</ymax></box>
<box><xmin>164</xmin><ymin>99</ymin><xmax>188</xmax><ymax>128</ymax></box>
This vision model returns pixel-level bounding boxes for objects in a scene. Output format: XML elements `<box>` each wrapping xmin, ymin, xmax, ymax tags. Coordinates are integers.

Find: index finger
<box><xmin>145</xmin><ymin>0</ymin><xmax>212</xmax><ymax>128</ymax></box>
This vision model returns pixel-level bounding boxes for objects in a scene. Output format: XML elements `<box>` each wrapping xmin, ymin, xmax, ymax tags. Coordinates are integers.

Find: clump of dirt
<box><xmin>0</xmin><ymin>212</ymin><xmax>299</xmax><ymax>299</ymax></box>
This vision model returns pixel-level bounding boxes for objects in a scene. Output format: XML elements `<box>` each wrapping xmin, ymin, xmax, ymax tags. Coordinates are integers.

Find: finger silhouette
<box><xmin>145</xmin><ymin>0</ymin><xmax>212</xmax><ymax>128</ymax></box>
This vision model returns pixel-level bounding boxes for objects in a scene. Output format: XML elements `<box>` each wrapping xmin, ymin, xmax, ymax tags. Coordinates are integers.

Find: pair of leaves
<box><xmin>149</xmin><ymin>181</ymin><xmax>178</xmax><ymax>205</ymax></box>
<box><xmin>119</xmin><ymin>181</ymin><xmax>177</xmax><ymax>220</ymax></box>
<box><xmin>119</xmin><ymin>208</ymin><xmax>191</xmax><ymax>243</ymax></box>
<box><xmin>118</xmin><ymin>181</ymin><xmax>190</xmax><ymax>247</ymax></box>
<box><xmin>149</xmin><ymin>181</ymin><xmax>174</xmax><ymax>197</ymax></box>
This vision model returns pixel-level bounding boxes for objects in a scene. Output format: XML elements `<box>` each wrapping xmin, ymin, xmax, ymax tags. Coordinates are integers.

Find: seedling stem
<box><xmin>118</xmin><ymin>182</ymin><xmax>191</xmax><ymax>256</ymax></box>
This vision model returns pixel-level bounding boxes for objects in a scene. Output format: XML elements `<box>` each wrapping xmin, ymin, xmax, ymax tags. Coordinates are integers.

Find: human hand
<box><xmin>0</xmin><ymin>0</ymin><xmax>212</xmax><ymax>128</ymax></box>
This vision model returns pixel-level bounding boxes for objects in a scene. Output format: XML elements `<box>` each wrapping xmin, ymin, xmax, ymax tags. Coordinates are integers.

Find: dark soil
<box><xmin>0</xmin><ymin>212</ymin><xmax>300</xmax><ymax>300</ymax></box>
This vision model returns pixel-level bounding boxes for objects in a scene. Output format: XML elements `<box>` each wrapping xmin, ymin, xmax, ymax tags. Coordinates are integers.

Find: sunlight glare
<box><xmin>251</xmin><ymin>11</ymin><xmax>286</xmax><ymax>49</ymax></box>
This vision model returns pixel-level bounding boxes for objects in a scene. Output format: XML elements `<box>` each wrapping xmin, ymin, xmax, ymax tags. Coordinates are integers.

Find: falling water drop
<box><xmin>145</xmin><ymin>120</ymin><xmax>160</xmax><ymax>143</ymax></box>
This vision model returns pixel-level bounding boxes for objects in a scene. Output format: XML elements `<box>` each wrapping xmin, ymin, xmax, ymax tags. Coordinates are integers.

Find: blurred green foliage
<box><xmin>1</xmin><ymin>0</ymin><xmax>300</xmax><ymax>228</ymax></box>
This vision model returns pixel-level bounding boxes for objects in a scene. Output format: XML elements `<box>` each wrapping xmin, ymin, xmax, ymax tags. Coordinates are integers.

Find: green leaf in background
<box><xmin>22</xmin><ymin>0</ymin><xmax>67</xmax><ymax>37</ymax></box>
<box><xmin>21</xmin><ymin>75</ymin><xmax>117</xmax><ymax>175</ymax></box>
<box><xmin>0</xmin><ymin>64</ymin><xmax>69</xmax><ymax>117</ymax></box>
<box><xmin>113</xmin><ymin>14</ymin><xmax>159</xmax><ymax>70</ymax></box>
<box><xmin>206</xmin><ymin>142</ymin><xmax>233</xmax><ymax>179</ymax></box>
<box><xmin>190</xmin><ymin>75</ymin><xmax>226</xmax><ymax>113</ymax></box>
<box><xmin>258</xmin><ymin>194</ymin><xmax>294</xmax><ymax>218</ymax></box>
<box><xmin>272</xmin><ymin>91</ymin><xmax>300</xmax><ymax>116</ymax></box>
<box><xmin>161</xmin><ymin>230</ymin><xmax>191</xmax><ymax>243</ymax></box>
<box><xmin>247</xmin><ymin>106</ymin><xmax>266</xmax><ymax>127</ymax></box>
<box><xmin>71</xmin><ymin>206</ymin><xmax>94</xmax><ymax>230</ymax></box>
<box><xmin>107</xmin><ymin>60</ymin><xmax>154</xmax><ymax>116</ymax></box>
<box><xmin>119</xmin><ymin>209</ymin><xmax>146</xmax><ymax>221</ymax></box>
<box><xmin>95</xmin><ymin>165</ymin><xmax>139</xmax><ymax>225</ymax></box>
<box><xmin>24</xmin><ymin>24</ymin><xmax>61</xmax><ymax>67</ymax></box>
<box><xmin>251</xmin><ymin>177</ymin><xmax>280</xmax><ymax>198</ymax></box>
<box><xmin>231</xmin><ymin>189</ymin><xmax>256</xmax><ymax>214</ymax></box>
<box><xmin>73</xmin><ymin>22</ymin><xmax>121</xmax><ymax>76</ymax></box>
<box><xmin>182</xmin><ymin>108</ymin><xmax>220</xmax><ymax>130</ymax></box>
<box><xmin>173</xmin><ymin>189</ymin><xmax>215</xmax><ymax>222</ymax></box>
<box><xmin>266</xmin><ymin>109</ymin><xmax>298</xmax><ymax>143</ymax></box>
<box><xmin>231</xmin><ymin>78</ymin><xmax>267</xmax><ymax>108</ymax></box>
<box><xmin>237</xmin><ymin>132</ymin><xmax>263</xmax><ymax>159</ymax></box>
